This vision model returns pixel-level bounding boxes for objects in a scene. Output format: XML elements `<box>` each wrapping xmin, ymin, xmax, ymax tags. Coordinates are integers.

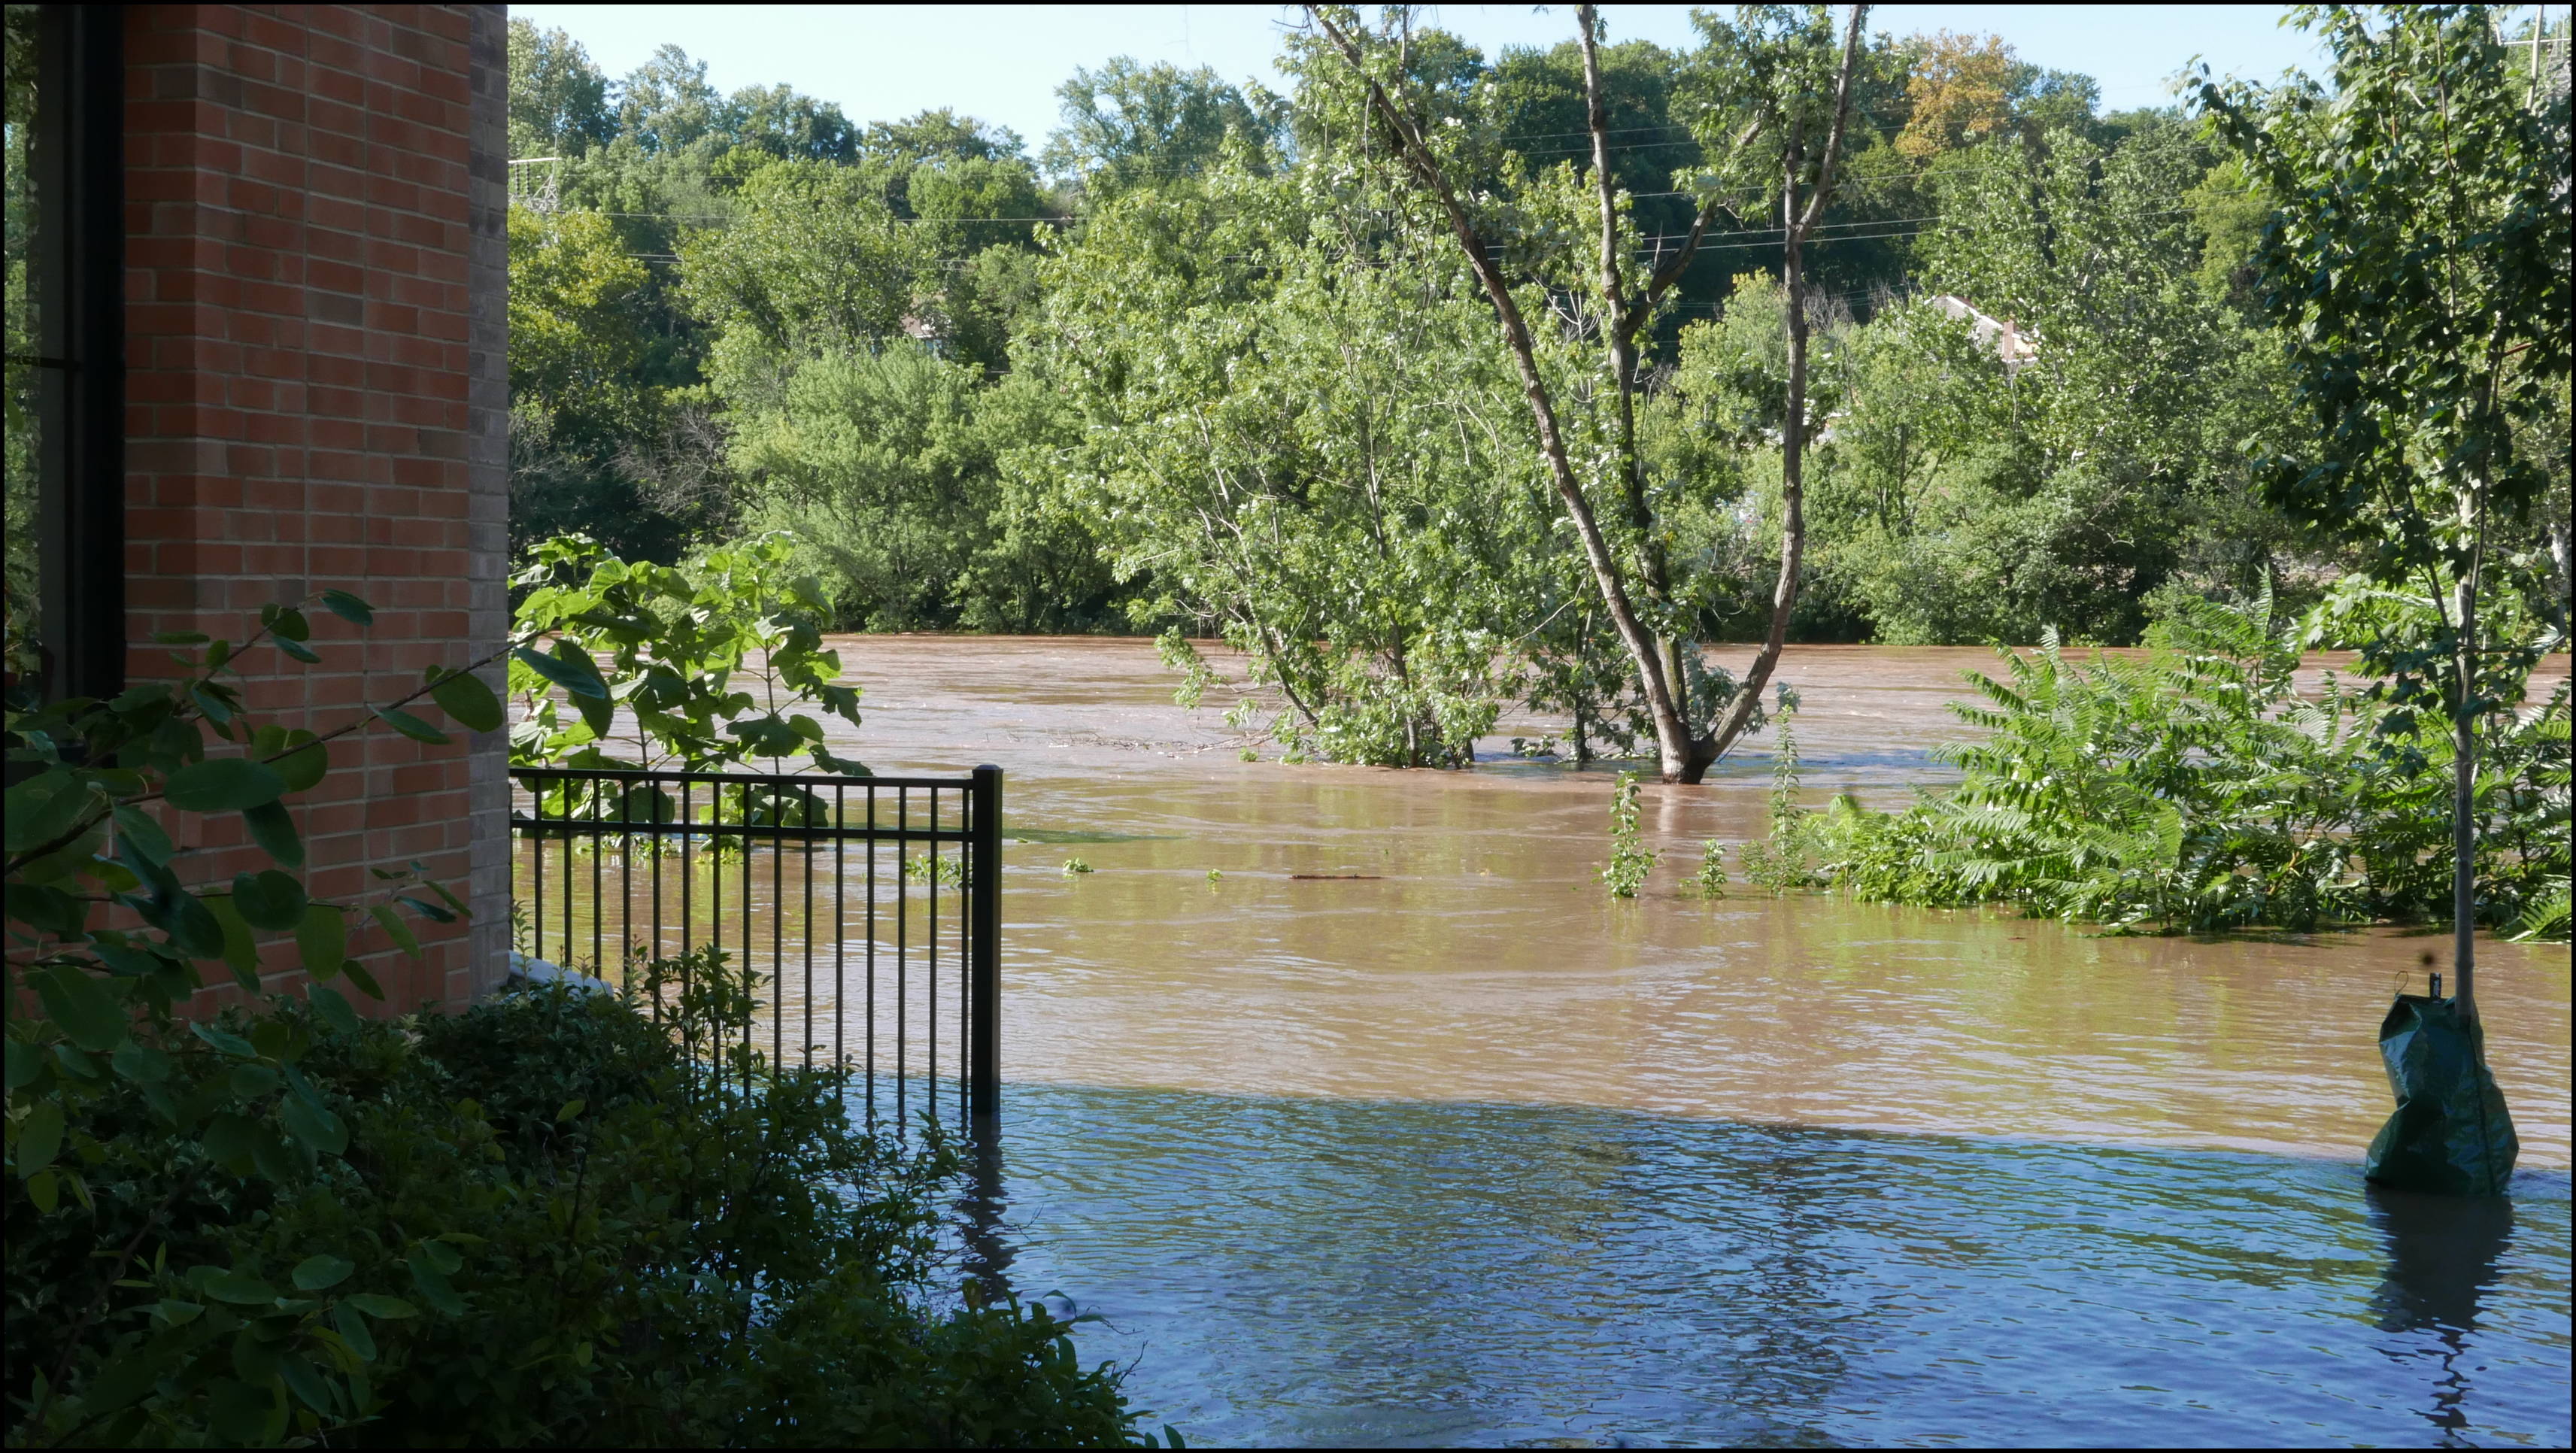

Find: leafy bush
<box><xmin>7</xmin><ymin>958</ymin><xmax>1153</xmax><ymax>1446</ymax></box>
<box><xmin>508</xmin><ymin>532</ymin><xmax>869</xmax><ymax>778</ymax></box>
<box><xmin>1809</xmin><ymin>593</ymin><xmax>2570</xmax><ymax>934</ymax></box>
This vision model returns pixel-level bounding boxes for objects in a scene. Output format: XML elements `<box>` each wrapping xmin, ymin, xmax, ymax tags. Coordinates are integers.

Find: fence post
<box><xmin>969</xmin><ymin>764</ymin><xmax>1002</xmax><ymax>1121</ymax></box>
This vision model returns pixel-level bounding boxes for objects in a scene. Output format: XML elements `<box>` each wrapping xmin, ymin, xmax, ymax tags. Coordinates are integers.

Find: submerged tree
<box><xmin>1305</xmin><ymin>2</ymin><xmax>1871</xmax><ymax>783</ymax></box>
<box><xmin>2198</xmin><ymin>5</ymin><xmax>2571</xmax><ymax>1020</ymax></box>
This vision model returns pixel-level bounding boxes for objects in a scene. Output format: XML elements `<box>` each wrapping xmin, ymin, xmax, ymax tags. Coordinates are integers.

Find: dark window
<box><xmin>5</xmin><ymin>2</ymin><xmax>120</xmax><ymax>702</ymax></box>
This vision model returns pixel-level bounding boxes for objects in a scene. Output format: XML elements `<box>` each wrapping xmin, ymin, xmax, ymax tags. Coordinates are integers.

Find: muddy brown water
<box><xmin>606</xmin><ymin>638</ymin><xmax>2576</xmax><ymax>1445</ymax></box>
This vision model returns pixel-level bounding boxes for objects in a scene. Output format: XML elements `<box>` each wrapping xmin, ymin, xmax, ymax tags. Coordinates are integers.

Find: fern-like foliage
<box><xmin>1814</xmin><ymin>592</ymin><xmax>2571</xmax><ymax>936</ymax></box>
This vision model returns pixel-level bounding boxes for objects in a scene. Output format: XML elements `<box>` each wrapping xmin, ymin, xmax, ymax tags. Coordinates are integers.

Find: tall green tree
<box><xmin>1043</xmin><ymin>58</ymin><xmax>1276</xmax><ymax>196</ymax></box>
<box><xmin>1022</xmin><ymin>168</ymin><xmax>1553</xmax><ymax>764</ymax></box>
<box><xmin>1304</xmin><ymin>2</ymin><xmax>1870</xmax><ymax>782</ymax></box>
<box><xmin>2199</xmin><ymin>4</ymin><xmax>2571</xmax><ymax>1019</ymax></box>
<box><xmin>1807</xmin><ymin>114</ymin><xmax>2299</xmax><ymax>645</ymax></box>
<box><xmin>505</xmin><ymin>19</ymin><xmax>614</xmax><ymax>159</ymax></box>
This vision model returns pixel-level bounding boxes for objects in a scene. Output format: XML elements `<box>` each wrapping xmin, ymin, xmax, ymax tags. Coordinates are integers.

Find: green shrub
<box><xmin>6</xmin><ymin>954</ymin><xmax>1154</xmax><ymax>1447</ymax></box>
<box><xmin>1812</xmin><ymin>593</ymin><xmax>2571</xmax><ymax>934</ymax></box>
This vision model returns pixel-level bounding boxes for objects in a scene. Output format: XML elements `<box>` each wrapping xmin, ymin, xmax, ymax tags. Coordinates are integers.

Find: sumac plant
<box><xmin>5</xmin><ymin>592</ymin><xmax>500</xmax><ymax>1442</ymax></box>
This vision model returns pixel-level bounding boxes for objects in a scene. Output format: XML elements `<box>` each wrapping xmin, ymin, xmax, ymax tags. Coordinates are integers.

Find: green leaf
<box><xmin>202</xmin><ymin>1113</ymin><xmax>259</xmax><ymax>1174</ymax></box>
<box><xmin>333</xmin><ymin>1304</ymin><xmax>380</xmax><ymax>1360</ymax></box>
<box><xmin>340</xmin><ymin>958</ymin><xmax>384</xmax><ymax>1000</ymax></box>
<box><xmin>111</xmin><ymin>1042</ymin><xmax>173</xmax><ymax>1084</ymax></box>
<box><xmin>3</xmin><ymin>1041</ymin><xmax>35</xmax><ymax>1090</ymax></box>
<box><xmin>371</xmin><ymin>902</ymin><xmax>422</xmax><ymax>958</ymax></box>
<box><xmin>275</xmin><ymin>635</ymin><xmax>320</xmax><ymax>664</ymax></box>
<box><xmin>167</xmin><ymin>890</ymin><xmax>229</xmax><ymax>961</ymax></box>
<box><xmin>16</xmin><ymin>1099</ymin><xmax>65</xmax><ymax>1176</ymax></box>
<box><xmin>555</xmin><ymin>1098</ymin><xmax>586</xmax><ymax>1122</ymax></box>
<box><xmin>112</xmin><ymin>806</ymin><xmax>176</xmax><ymax>870</ymax></box>
<box><xmin>232</xmin><ymin>870</ymin><xmax>308</xmax><ymax>931</ymax></box>
<box><xmin>193</xmin><ymin>1022</ymin><xmax>258</xmax><ymax>1058</ymax></box>
<box><xmin>417</xmin><ymin>1239</ymin><xmax>463</xmax><ymax>1275</ymax></box>
<box><xmin>396</xmin><ymin>894</ymin><xmax>456</xmax><ymax>924</ymax></box>
<box><xmin>429</xmin><ymin>669</ymin><xmax>505</xmax><ymax>733</ymax></box>
<box><xmin>372</xmin><ymin>706</ymin><xmax>451</xmax><ymax>745</ymax></box>
<box><xmin>278</xmin><ymin>1352</ymin><xmax>332</xmax><ymax>1414</ymax></box>
<box><xmin>291</xmin><ymin>1254</ymin><xmax>356</xmax><ymax>1291</ymax></box>
<box><xmin>204</xmin><ymin>894</ymin><xmax>262</xmax><ymax>991</ymax></box>
<box><xmin>5</xmin><ymin>773</ymin><xmax>96</xmax><ymax>854</ymax></box>
<box><xmin>273</xmin><ymin>732</ymin><xmax>329</xmax><ymax>793</ymax></box>
<box><xmin>296</xmin><ymin>905</ymin><xmax>346</xmax><ymax>981</ymax></box>
<box><xmin>318</xmin><ymin>590</ymin><xmax>374</xmax><ymax>626</ymax></box>
<box><xmin>514</xmin><ymin>642</ymin><xmax>610</xmax><ymax>699</ymax></box>
<box><xmin>207</xmin><ymin>1379</ymin><xmax>276</xmax><ymax>1445</ymax></box>
<box><xmin>279</xmin><ymin>1095</ymin><xmax>348</xmax><ymax>1155</ymax></box>
<box><xmin>26</xmin><ymin>1168</ymin><xmax>58</xmax><ymax>1212</ymax></box>
<box><xmin>191</xmin><ymin>1266</ymin><xmax>281</xmax><ymax>1305</ymax></box>
<box><xmin>165</xmin><ymin>757</ymin><xmax>287</xmax><ymax>813</ymax></box>
<box><xmin>34</xmin><ymin>967</ymin><xmax>128</xmax><ymax>1053</ymax></box>
<box><xmin>407</xmin><ymin>1257</ymin><xmax>465</xmax><ymax>1316</ymax></box>
<box><xmin>5</xmin><ymin>881</ymin><xmax>86</xmax><ymax>936</ymax></box>
<box><xmin>344</xmin><ymin>1293</ymin><xmax>417</xmax><ymax>1320</ymax></box>
<box><xmin>271</xmin><ymin>606</ymin><xmax>311</xmax><ymax>642</ymax></box>
<box><xmin>306</xmin><ymin>984</ymin><xmax>363</xmax><ymax>1037</ymax></box>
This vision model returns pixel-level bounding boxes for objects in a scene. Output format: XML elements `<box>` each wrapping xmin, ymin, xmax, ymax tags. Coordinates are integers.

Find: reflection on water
<box><xmin>977</xmin><ymin>1087</ymin><xmax>2570</xmax><ymax>1448</ymax></box>
<box><xmin>2368</xmin><ymin>1188</ymin><xmax>2525</xmax><ymax>1445</ymax></box>
<box><xmin>806</xmin><ymin>636</ymin><xmax>2571</xmax><ymax>1446</ymax></box>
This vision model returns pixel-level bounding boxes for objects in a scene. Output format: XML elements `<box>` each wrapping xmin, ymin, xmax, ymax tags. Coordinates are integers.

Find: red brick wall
<box><xmin>120</xmin><ymin>4</ymin><xmax>508</xmax><ymax>1013</ymax></box>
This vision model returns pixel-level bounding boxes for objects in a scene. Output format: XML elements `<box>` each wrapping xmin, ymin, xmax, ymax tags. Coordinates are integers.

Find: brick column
<box><xmin>121</xmin><ymin>4</ymin><xmax>508</xmax><ymax>1013</ymax></box>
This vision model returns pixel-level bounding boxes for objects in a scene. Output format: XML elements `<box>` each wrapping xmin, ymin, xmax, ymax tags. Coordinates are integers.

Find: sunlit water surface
<box><xmin>832</xmin><ymin>638</ymin><xmax>2570</xmax><ymax>1448</ymax></box>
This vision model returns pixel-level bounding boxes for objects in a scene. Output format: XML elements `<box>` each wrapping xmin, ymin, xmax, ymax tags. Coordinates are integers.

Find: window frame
<box><xmin>14</xmin><ymin>2</ymin><xmax>123</xmax><ymax>702</ymax></box>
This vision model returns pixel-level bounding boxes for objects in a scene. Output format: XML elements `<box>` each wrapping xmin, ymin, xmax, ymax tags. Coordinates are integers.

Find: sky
<box><xmin>506</xmin><ymin>5</ymin><xmax>2553</xmax><ymax>153</ymax></box>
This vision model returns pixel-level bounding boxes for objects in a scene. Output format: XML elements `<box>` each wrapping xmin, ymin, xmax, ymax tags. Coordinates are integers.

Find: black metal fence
<box><xmin>509</xmin><ymin>764</ymin><xmax>1001</xmax><ymax>1129</ymax></box>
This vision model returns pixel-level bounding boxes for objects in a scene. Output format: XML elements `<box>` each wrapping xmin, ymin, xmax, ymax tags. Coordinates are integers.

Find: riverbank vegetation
<box><xmin>1794</xmin><ymin>593</ymin><xmax>2570</xmax><ymax>936</ymax></box>
<box><xmin>500</xmin><ymin>6</ymin><xmax>2568</xmax><ymax>775</ymax></box>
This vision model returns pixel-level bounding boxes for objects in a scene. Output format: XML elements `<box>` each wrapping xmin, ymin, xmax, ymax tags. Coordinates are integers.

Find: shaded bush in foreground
<box><xmin>5</xmin><ymin>956</ymin><xmax>1154</xmax><ymax>1447</ymax></box>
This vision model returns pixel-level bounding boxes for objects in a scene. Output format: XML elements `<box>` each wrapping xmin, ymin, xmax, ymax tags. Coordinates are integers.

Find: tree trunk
<box><xmin>1693</xmin><ymin>5</ymin><xmax>1866</xmax><ymax>778</ymax></box>
<box><xmin>1579</xmin><ymin>9</ymin><xmax>1694</xmax><ymax>748</ymax></box>
<box><xmin>2452</xmin><ymin>557</ymin><xmax>2478</xmax><ymax>1023</ymax></box>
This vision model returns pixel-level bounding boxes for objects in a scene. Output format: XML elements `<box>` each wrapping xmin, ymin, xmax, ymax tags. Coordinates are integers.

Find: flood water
<box><xmin>829</xmin><ymin>637</ymin><xmax>2570</xmax><ymax>1448</ymax></box>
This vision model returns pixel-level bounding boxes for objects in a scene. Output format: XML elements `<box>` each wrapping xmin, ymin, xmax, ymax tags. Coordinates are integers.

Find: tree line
<box><xmin>505</xmin><ymin>5</ymin><xmax>2569</xmax><ymax>773</ymax></box>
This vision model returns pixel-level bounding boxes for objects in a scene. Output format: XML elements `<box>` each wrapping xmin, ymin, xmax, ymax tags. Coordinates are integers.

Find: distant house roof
<box><xmin>1927</xmin><ymin>293</ymin><xmax>2040</xmax><ymax>373</ymax></box>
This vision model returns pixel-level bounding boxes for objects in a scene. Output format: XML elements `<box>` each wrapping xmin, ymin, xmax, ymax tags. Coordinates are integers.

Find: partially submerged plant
<box><xmin>1600</xmin><ymin>772</ymin><xmax>1657</xmax><ymax>899</ymax></box>
<box><xmin>1811</xmin><ymin>593</ymin><xmax>2570</xmax><ymax>934</ymax></box>
<box><xmin>1739</xmin><ymin>688</ymin><xmax>1822</xmax><ymax>894</ymax></box>
<box><xmin>1692</xmin><ymin>839</ymin><xmax>1730</xmax><ymax>899</ymax></box>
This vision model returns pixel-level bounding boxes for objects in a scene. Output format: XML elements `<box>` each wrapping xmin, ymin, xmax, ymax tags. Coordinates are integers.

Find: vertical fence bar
<box><xmin>527</xmin><ymin>775</ymin><xmax>544</xmax><ymax>962</ymax></box>
<box><xmin>922</xmin><ymin>788</ymin><xmax>932</xmax><ymax>1118</ymax></box>
<box><xmin>969</xmin><ymin>765</ymin><xmax>1000</xmax><ymax>1121</ymax></box>
<box><xmin>590</xmin><ymin>778</ymin><xmax>604</xmax><ymax>976</ymax></box>
<box><xmin>865</xmin><ymin>783</ymin><xmax>878</xmax><ymax>1124</ymax></box>
<box><xmin>900</xmin><ymin>789</ymin><xmax>910</xmax><ymax>1123</ymax></box>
